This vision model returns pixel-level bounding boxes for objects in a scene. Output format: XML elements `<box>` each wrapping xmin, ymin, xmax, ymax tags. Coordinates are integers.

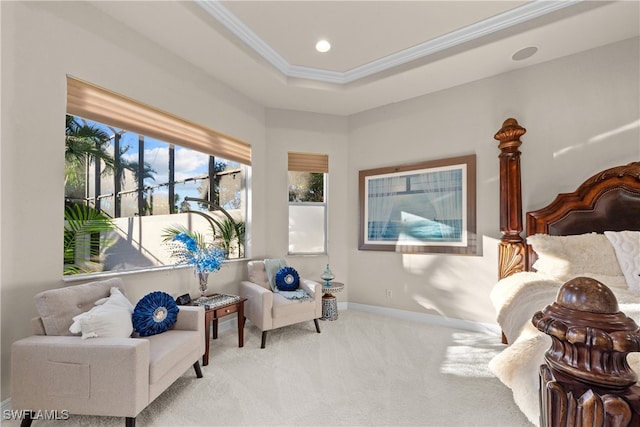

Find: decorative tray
<box><xmin>192</xmin><ymin>294</ymin><xmax>241</xmax><ymax>310</ymax></box>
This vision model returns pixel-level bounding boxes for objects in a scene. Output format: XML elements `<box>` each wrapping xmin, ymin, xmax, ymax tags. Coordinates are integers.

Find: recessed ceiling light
<box><xmin>315</xmin><ymin>39</ymin><xmax>331</xmax><ymax>53</ymax></box>
<box><xmin>512</xmin><ymin>46</ymin><xmax>538</xmax><ymax>61</ymax></box>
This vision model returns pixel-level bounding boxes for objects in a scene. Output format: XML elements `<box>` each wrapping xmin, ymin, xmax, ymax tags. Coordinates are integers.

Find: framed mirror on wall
<box><xmin>358</xmin><ymin>154</ymin><xmax>476</xmax><ymax>255</ymax></box>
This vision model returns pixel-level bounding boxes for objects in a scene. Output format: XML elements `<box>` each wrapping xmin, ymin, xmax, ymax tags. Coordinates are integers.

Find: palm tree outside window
<box><xmin>64</xmin><ymin>114</ymin><xmax>247</xmax><ymax>275</ymax></box>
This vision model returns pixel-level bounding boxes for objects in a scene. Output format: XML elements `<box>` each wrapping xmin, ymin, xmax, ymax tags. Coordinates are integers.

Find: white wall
<box><xmin>2</xmin><ymin>0</ymin><xmax>638</xmax><ymax>403</ymax></box>
<box><xmin>346</xmin><ymin>37</ymin><xmax>639</xmax><ymax>324</ymax></box>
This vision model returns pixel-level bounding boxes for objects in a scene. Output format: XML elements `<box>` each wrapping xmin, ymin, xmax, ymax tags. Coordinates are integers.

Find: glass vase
<box><xmin>321</xmin><ymin>264</ymin><xmax>335</xmax><ymax>287</ymax></box>
<box><xmin>197</xmin><ymin>271</ymin><xmax>209</xmax><ymax>299</ymax></box>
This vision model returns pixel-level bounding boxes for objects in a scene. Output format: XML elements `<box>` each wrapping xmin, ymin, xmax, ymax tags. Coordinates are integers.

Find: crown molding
<box><xmin>197</xmin><ymin>0</ymin><xmax>290</xmax><ymax>74</ymax></box>
<box><xmin>197</xmin><ymin>0</ymin><xmax>582</xmax><ymax>85</ymax></box>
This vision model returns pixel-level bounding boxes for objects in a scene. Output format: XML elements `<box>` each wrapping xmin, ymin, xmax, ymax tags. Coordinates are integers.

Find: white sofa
<box><xmin>11</xmin><ymin>278</ymin><xmax>205</xmax><ymax>427</ymax></box>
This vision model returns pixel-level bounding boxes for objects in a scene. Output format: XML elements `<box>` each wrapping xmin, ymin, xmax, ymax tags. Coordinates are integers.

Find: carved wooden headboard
<box><xmin>494</xmin><ymin>118</ymin><xmax>640</xmax><ymax>279</ymax></box>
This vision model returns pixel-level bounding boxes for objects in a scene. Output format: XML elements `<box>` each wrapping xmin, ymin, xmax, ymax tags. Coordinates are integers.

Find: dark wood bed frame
<box><xmin>494</xmin><ymin>118</ymin><xmax>640</xmax><ymax>427</ymax></box>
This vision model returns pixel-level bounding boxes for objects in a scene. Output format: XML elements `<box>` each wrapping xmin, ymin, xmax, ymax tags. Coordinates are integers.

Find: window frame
<box><xmin>287</xmin><ymin>152</ymin><xmax>329</xmax><ymax>255</ymax></box>
<box><xmin>288</xmin><ymin>174</ymin><xmax>328</xmax><ymax>255</ymax></box>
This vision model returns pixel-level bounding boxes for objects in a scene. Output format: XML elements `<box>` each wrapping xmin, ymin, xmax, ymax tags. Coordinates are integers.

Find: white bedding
<box><xmin>488</xmin><ymin>271</ymin><xmax>640</xmax><ymax>426</ymax></box>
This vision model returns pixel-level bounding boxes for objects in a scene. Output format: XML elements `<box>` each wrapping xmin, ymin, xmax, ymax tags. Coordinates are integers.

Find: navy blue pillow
<box><xmin>132</xmin><ymin>291</ymin><xmax>179</xmax><ymax>337</ymax></box>
<box><xmin>275</xmin><ymin>266</ymin><xmax>300</xmax><ymax>291</ymax></box>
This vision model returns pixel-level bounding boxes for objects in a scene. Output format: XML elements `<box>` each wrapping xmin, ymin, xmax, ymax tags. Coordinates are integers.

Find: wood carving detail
<box><xmin>578</xmin><ymin>161</ymin><xmax>640</xmax><ymax>189</ymax></box>
<box><xmin>498</xmin><ymin>241</ymin><xmax>527</xmax><ymax>280</ymax></box>
<box><xmin>540</xmin><ymin>365</ymin><xmax>636</xmax><ymax>427</ymax></box>
<box><xmin>494</xmin><ymin>119</ymin><xmax>526</xmax><ymax>235</ymax></box>
<box><xmin>494</xmin><ymin>118</ymin><xmax>527</xmax><ymax>279</ymax></box>
<box><xmin>534</xmin><ymin>277</ymin><xmax>640</xmax><ymax>427</ymax></box>
<box><xmin>494</xmin><ymin>118</ymin><xmax>527</xmax><ymax>150</ymax></box>
<box><xmin>526</xmin><ymin>162</ymin><xmax>640</xmax><ymax>239</ymax></box>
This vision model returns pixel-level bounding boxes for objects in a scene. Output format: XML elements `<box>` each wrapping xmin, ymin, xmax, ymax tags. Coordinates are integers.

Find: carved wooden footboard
<box><xmin>493</xmin><ymin>118</ymin><xmax>640</xmax><ymax>426</ymax></box>
<box><xmin>533</xmin><ymin>277</ymin><xmax>640</xmax><ymax>426</ymax></box>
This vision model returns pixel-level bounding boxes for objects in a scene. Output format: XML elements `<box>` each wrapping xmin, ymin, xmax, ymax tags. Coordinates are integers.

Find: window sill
<box><xmin>62</xmin><ymin>258</ymin><xmax>248</xmax><ymax>283</ymax></box>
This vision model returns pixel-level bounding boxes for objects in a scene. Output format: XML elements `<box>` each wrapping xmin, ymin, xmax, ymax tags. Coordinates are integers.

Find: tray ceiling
<box><xmin>90</xmin><ymin>1</ymin><xmax>639</xmax><ymax>115</ymax></box>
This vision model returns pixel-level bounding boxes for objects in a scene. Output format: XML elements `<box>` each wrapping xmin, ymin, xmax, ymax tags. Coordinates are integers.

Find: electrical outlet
<box><xmin>386</xmin><ymin>289</ymin><xmax>392</xmax><ymax>298</ymax></box>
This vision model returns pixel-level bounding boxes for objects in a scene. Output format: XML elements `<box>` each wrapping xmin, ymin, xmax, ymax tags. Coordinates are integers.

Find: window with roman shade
<box><xmin>287</xmin><ymin>152</ymin><xmax>328</xmax><ymax>173</ymax></box>
<box><xmin>64</xmin><ymin>76</ymin><xmax>249</xmax><ymax>276</ymax></box>
<box><xmin>288</xmin><ymin>152</ymin><xmax>328</xmax><ymax>254</ymax></box>
<box><xmin>67</xmin><ymin>76</ymin><xmax>251</xmax><ymax>165</ymax></box>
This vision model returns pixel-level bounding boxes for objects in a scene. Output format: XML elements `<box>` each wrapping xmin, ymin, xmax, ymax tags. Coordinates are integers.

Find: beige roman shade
<box><xmin>66</xmin><ymin>76</ymin><xmax>251</xmax><ymax>165</ymax></box>
<box><xmin>288</xmin><ymin>152</ymin><xmax>328</xmax><ymax>173</ymax></box>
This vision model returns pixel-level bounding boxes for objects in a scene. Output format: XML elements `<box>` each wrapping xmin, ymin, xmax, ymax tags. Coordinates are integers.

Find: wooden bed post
<box><xmin>533</xmin><ymin>277</ymin><xmax>640</xmax><ymax>427</ymax></box>
<box><xmin>494</xmin><ymin>118</ymin><xmax>527</xmax><ymax>280</ymax></box>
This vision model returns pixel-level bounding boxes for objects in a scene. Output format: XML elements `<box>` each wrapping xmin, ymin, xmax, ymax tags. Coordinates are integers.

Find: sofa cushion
<box><xmin>146</xmin><ymin>329</ymin><xmax>201</xmax><ymax>384</ymax></box>
<box><xmin>247</xmin><ymin>261</ymin><xmax>270</xmax><ymax>290</ymax></box>
<box><xmin>272</xmin><ymin>293</ymin><xmax>316</xmax><ymax>319</ymax></box>
<box><xmin>275</xmin><ymin>266</ymin><xmax>300</xmax><ymax>291</ymax></box>
<box><xmin>132</xmin><ymin>291</ymin><xmax>179</xmax><ymax>337</ymax></box>
<box><xmin>264</xmin><ymin>258</ymin><xmax>286</xmax><ymax>291</ymax></box>
<box><xmin>34</xmin><ymin>278</ymin><xmax>126</xmax><ymax>336</ymax></box>
<box><xmin>69</xmin><ymin>287</ymin><xmax>134</xmax><ymax>339</ymax></box>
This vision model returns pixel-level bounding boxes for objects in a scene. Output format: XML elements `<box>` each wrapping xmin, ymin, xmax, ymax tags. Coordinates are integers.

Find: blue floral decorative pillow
<box><xmin>275</xmin><ymin>266</ymin><xmax>300</xmax><ymax>291</ymax></box>
<box><xmin>132</xmin><ymin>291</ymin><xmax>179</xmax><ymax>337</ymax></box>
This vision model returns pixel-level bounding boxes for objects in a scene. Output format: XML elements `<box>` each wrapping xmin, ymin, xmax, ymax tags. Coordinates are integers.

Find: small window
<box><xmin>288</xmin><ymin>153</ymin><xmax>328</xmax><ymax>254</ymax></box>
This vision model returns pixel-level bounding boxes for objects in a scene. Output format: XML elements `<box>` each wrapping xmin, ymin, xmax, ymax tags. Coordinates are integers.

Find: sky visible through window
<box><xmin>84</xmin><ymin>118</ymin><xmax>239</xmax><ymax>212</ymax></box>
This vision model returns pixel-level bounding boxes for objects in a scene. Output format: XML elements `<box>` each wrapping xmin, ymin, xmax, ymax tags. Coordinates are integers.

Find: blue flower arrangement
<box><xmin>171</xmin><ymin>233</ymin><xmax>226</xmax><ymax>274</ymax></box>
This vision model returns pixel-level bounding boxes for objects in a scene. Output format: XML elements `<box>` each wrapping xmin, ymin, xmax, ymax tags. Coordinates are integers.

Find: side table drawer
<box><xmin>214</xmin><ymin>304</ymin><xmax>238</xmax><ymax>318</ymax></box>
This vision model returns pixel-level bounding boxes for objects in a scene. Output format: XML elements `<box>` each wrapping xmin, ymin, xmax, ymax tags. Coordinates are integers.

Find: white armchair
<box><xmin>239</xmin><ymin>260</ymin><xmax>322</xmax><ymax>348</ymax></box>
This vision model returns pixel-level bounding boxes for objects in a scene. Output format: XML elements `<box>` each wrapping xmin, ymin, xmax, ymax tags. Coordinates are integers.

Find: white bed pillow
<box><xmin>69</xmin><ymin>287</ymin><xmax>134</xmax><ymax>339</ymax></box>
<box><xmin>527</xmin><ymin>233</ymin><xmax>622</xmax><ymax>281</ymax></box>
<box><xmin>604</xmin><ymin>231</ymin><xmax>640</xmax><ymax>291</ymax></box>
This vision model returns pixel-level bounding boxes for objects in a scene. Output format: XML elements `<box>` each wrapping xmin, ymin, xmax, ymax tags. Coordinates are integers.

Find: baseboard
<box><xmin>344</xmin><ymin>302</ymin><xmax>501</xmax><ymax>336</ymax></box>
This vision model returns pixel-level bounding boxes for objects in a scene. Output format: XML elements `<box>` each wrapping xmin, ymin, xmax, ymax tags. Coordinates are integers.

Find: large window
<box><xmin>288</xmin><ymin>152</ymin><xmax>328</xmax><ymax>254</ymax></box>
<box><xmin>64</xmin><ymin>77</ymin><xmax>250</xmax><ymax>275</ymax></box>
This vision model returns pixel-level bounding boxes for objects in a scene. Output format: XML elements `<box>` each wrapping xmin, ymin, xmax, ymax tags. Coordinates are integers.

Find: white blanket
<box><xmin>488</xmin><ymin>272</ymin><xmax>640</xmax><ymax>426</ymax></box>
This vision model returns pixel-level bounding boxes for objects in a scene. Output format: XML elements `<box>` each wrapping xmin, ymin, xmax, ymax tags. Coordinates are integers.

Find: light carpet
<box><xmin>5</xmin><ymin>310</ymin><xmax>533</xmax><ymax>426</ymax></box>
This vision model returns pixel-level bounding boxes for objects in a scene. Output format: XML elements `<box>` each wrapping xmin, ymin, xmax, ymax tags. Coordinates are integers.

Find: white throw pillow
<box><xmin>69</xmin><ymin>287</ymin><xmax>134</xmax><ymax>339</ymax></box>
<box><xmin>527</xmin><ymin>233</ymin><xmax>622</xmax><ymax>280</ymax></box>
<box><xmin>604</xmin><ymin>231</ymin><xmax>640</xmax><ymax>291</ymax></box>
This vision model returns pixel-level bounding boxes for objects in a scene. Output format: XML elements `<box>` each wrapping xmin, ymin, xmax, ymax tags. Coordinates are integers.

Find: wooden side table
<box><xmin>190</xmin><ymin>294</ymin><xmax>247</xmax><ymax>366</ymax></box>
<box><xmin>321</xmin><ymin>282</ymin><xmax>344</xmax><ymax>321</ymax></box>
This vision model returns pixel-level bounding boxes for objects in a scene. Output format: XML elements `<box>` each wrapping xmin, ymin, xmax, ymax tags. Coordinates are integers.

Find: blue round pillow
<box><xmin>132</xmin><ymin>291</ymin><xmax>179</xmax><ymax>337</ymax></box>
<box><xmin>275</xmin><ymin>266</ymin><xmax>300</xmax><ymax>291</ymax></box>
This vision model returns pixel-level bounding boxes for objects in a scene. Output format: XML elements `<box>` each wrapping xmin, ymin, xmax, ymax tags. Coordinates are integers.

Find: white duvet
<box><xmin>488</xmin><ymin>272</ymin><xmax>640</xmax><ymax>426</ymax></box>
